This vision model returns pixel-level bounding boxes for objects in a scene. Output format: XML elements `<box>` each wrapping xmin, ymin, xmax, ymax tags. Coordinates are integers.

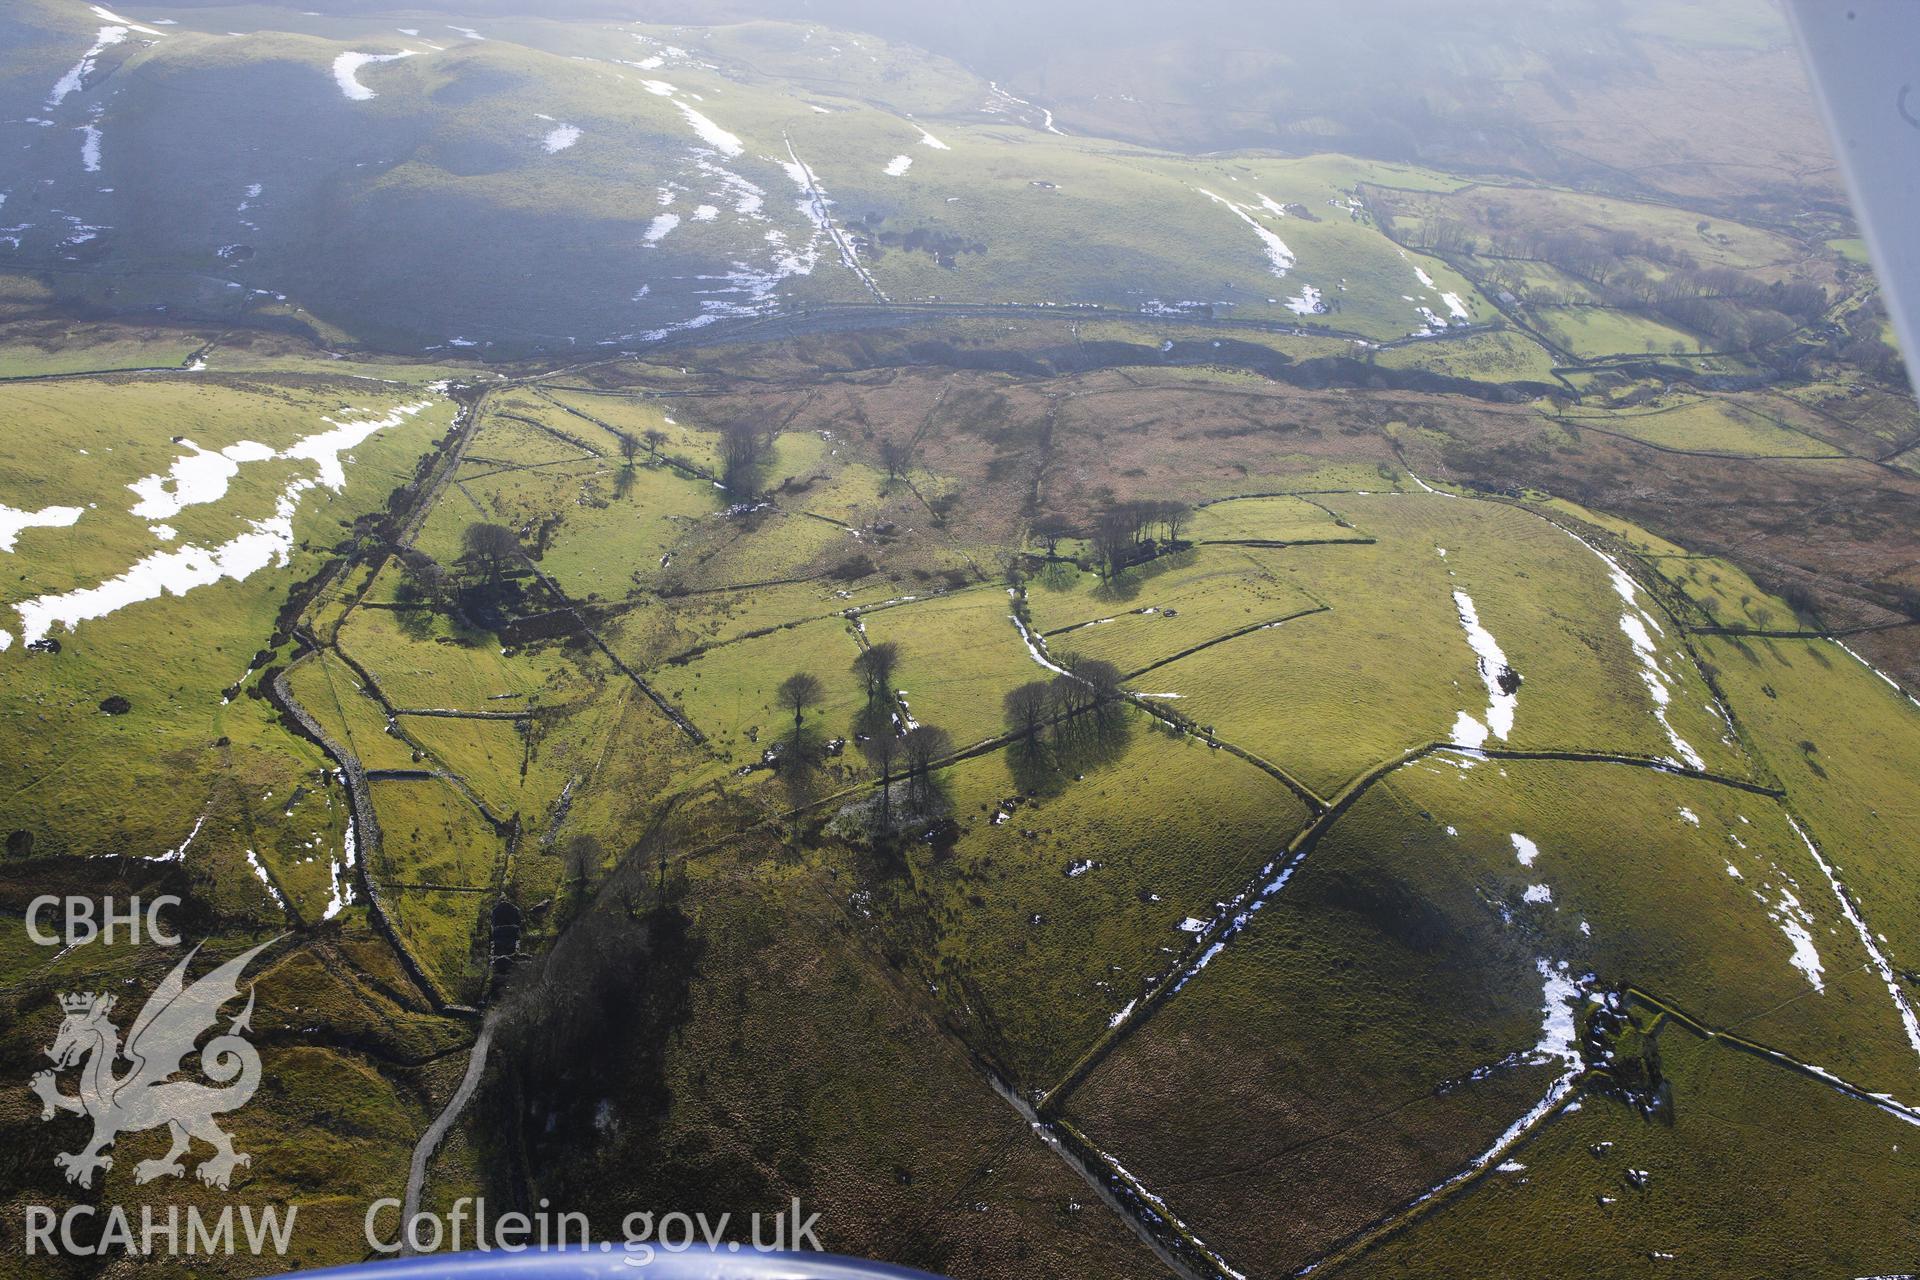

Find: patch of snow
<box><xmin>917</xmin><ymin>129</ymin><xmax>950</xmax><ymax>150</ymax></box>
<box><xmin>1767</xmin><ymin>884</ymin><xmax>1824</xmax><ymax>991</ymax></box>
<box><xmin>692</xmin><ymin>156</ymin><xmax>764</xmax><ymax>216</ymax></box>
<box><xmin>1392</xmin><ymin>960</ymin><xmax>1584</xmax><ymax>1218</ymax></box>
<box><xmin>541</xmin><ymin>124</ymin><xmax>581</xmax><ymax>153</ymax></box>
<box><xmin>1789</xmin><ymin>815</ymin><xmax>1920</xmax><ymax>1061</ymax></box>
<box><xmin>1198</xmin><ymin>187</ymin><xmax>1294</xmax><ymax>276</ymax></box>
<box><xmin>49</xmin><ymin>26</ymin><xmax>129</xmax><ymax>109</ymax></box>
<box><xmin>1563</xmin><ymin>528</ymin><xmax>1707</xmax><ymax>771</ymax></box>
<box><xmin>1511</xmin><ymin>833</ymin><xmax>1539</xmax><ymax>867</ymax></box>
<box><xmin>322</xmin><ymin>817</ymin><xmax>357</xmax><ymax>920</ymax></box>
<box><xmin>16</xmin><ymin>399</ymin><xmax>434</xmax><ymax>645</ymax></box>
<box><xmin>1452</xmin><ymin>589</ymin><xmax>1517</xmax><ymax>746</ymax></box>
<box><xmin>0</xmin><ymin>503</ymin><xmax>84</xmax><ymax>552</ymax></box>
<box><xmin>643</xmin><ymin>212</ymin><xmax>680</xmax><ymax>245</ymax></box>
<box><xmin>91</xmin><ymin>6</ymin><xmax>163</xmax><ymax>36</ymax></box>
<box><xmin>883</xmin><ymin>154</ymin><xmax>913</xmax><ymax>177</ymax></box>
<box><xmin>986</xmin><ymin>80</ymin><xmax>1065</xmax><ymax>134</ymax></box>
<box><xmin>127</xmin><ymin>439</ymin><xmax>275</xmax><ymax>520</ymax></box>
<box><xmin>1285</xmin><ymin>284</ymin><xmax>1324</xmax><ymax>315</ymax></box>
<box><xmin>332</xmin><ymin>50</ymin><xmax>417</xmax><ymax>102</ymax></box>
<box><xmin>674</xmin><ymin>101</ymin><xmax>742</xmax><ymax>156</ymax></box>
<box><xmin>244</xmin><ymin>847</ymin><xmax>287</xmax><ymax>910</ymax></box>
<box><xmin>1835</xmin><ymin>639</ymin><xmax>1920</xmax><ymax>711</ymax></box>
<box><xmin>1531</xmin><ymin>959</ymin><xmax>1582</xmax><ymax>1068</ymax></box>
<box><xmin>288</xmin><ymin>401</ymin><xmax>430</xmax><ymax>489</ymax></box>
<box><xmin>153</xmin><ymin>814</ymin><xmax>204</xmax><ymax>863</ymax></box>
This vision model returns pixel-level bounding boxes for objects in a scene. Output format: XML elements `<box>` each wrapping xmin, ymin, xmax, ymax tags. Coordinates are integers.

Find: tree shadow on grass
<box><xmin>480</xmin><ymin>887</ymin><xmax>710</xmax><ymax>1230</ymax></box>
<box><xmin>1089</xmin><ymin>546</ymin><xmax>1197</xmax><ymax>605</ymax></box>
<box><xmin>1005</xmin><ymin>702</ymin><xmax>1136</xmax><ymax>797</ymax></box>
<box><xmin>776</xmin><ymin>728</ymin><xmax>833</xmax><ymax>808</ymax></box>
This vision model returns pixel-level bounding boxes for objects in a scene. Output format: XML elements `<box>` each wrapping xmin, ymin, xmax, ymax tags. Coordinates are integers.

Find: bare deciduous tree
<box><xmin>852</xmin><ymin>641</ymin><xmax>901</xmax><ymax>703</ymax></box>
<box><xmin>1158</xmin><ymin>500</ymin><xmax>1192</xmax><ymax>544</ymax></box>
<box><xmin>564</xmin><ymin>834</ymin><xmax>605</xmax><ymax>904</ymax></box>
<box><xmin>1074</xmin><ymin>657</ymin><xmax>1125</xmax><ymax>704</ymax></box>
<box><xmin>1031</xmin><ymin>514</ymin><xmax>1076</xmax><ymax>557</ymax></box>
<box><xmin>721</xmin><ymin>420</ymin><xmax>769</xmax><ymax>493</ymax></box>
<box><xmin>461</xmin><ymin>522</ymin><xmax>522</xmax><ymax>588</ymax></box>
<box><xmin>903</xmin><ymin>724</ymin><xmax>952</xmax><ymax>812</ymax></box>
<box><xmin>878</xmin><ymin>436</ymin><xmax>913</xmax><ymax>481</ymax></box>
<box><xmin>867</xmin><ymin>723</ymin><xmax>899</xmax><ymax>830</ymax></box>
<box><xmin>1004</xmin><ymin>680</ymin><xmax>1051</xmax><ymax>745</ymax></box>
<box><xmin>776</xmin><ymin>672</ymin><xmax>825</xmax><ymax>749</ymax></box>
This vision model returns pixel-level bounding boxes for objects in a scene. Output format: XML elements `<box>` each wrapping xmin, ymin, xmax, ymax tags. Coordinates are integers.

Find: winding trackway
<box><xmin>400</xmin><ymin>1009</ymin><xmax>501</xmax><ymax>1253</ymax></box>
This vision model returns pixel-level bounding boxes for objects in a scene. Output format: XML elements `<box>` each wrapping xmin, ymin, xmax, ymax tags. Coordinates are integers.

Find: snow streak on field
<box><xmin>12</xmin><ymin>397</ymin><xmax>439</xmax><ymax>646</ymax></box>
<box><xmin>1450</xmin><ymin>589</ymin><xmax>1516</xmax><ymax>749</ymax></box>
<box><xmin>1560</xmin><ymin>526</ymin><xmax>1708</xmax><ymax>770</ymax></box>
<box><xmin>49</xmin><ymin>23</ymin><xmax>129</xmax><ymax>108</ymax></box>
<box><xmin>673</xmin><ymin>101</ymin><xmax>744</xmax><ymax>156</ymax></box>
<box><xmin>1198</xmin><ymin>188</ymin><xmax>1295</xmax><ymax>276</ymax></box>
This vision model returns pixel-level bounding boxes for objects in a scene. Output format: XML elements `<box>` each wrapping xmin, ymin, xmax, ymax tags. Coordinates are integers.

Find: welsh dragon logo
<box><xmin>30</xmin><ymin>939</ymin><xmax>275</xmax><ymax>1191</ymax></box>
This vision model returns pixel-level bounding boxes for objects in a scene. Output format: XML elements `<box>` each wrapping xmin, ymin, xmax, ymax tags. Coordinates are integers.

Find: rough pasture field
<box><xmin>1</xmin><ymin>292</ymin><xmax>1916</xmax><ymax>1275</ymax></box>
<box><xmin>4</xmin><ymin>0</ymin><xmax>1918</xmax><ymax>1271</ymax></box>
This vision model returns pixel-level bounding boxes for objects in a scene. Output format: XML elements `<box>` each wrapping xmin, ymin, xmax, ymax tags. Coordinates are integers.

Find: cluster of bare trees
<box><xmin>461</xmin><ymin>521</ymin><xmax>524</xmax><ymax>588</ymax></box>
<box><xmin>815</xmin><ymin>639</ymin><xmax>952</xmax><ymax>831</ymax></box>
<box><xmin>1089</xmin><ymin>499</ymin><xmax>1191</xmax><ymax>578</ymax></box>
<box><xmin>852</xmin><ymin>640</ymin><xmax>899</xmax><ymax>700</ymax></box>
<box><xmin>1530</xmin><ymin>233</ymin><xmax>1827</xmax><ymax>351</ymax></box>
<box><xmin>1484</xmin><ymin>226</ymin><xmax>1825</xmax><ymax>352</ymax></box>
<box><xmin>424</xmin><ymin>521</ymin><xmax>532</xmax><ymax>625</ymax></box>
<box><xmin>617</xmin><ymin>428</ymin><xmax>670</xmax><ymax>471</ymax></box>
<box><xmin>895</xmin><ymin>724</ymin><xmax>951</xmax><ymax>818</ymax></box>
<box><xmin>878</xmin><ymin>437</ymin><xmax>914</xmax><ymax>482</ymax></box>
<box><xmin>720</xmin><ymin>420</ymin><xmax>774</xmax><ymax>493</ymax></box>
<box><xmin>766</xmin><ymin>638</ymin><xmax>959</xmax><ymax>830</ymax></box>
<box><xmin>396</xmin><ymin>546</ymin><xmax>456</xmax><ymax>610</ymax></box>
<box><xmin>1003</xmin><ymin>655</ymin><xmax>1125</xmax><ymax>747</ymax></box>
<box><xmin>1372</xmin><ymin>189</ymin><xmax>1830</xmax><ymax>354</ymax></box>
